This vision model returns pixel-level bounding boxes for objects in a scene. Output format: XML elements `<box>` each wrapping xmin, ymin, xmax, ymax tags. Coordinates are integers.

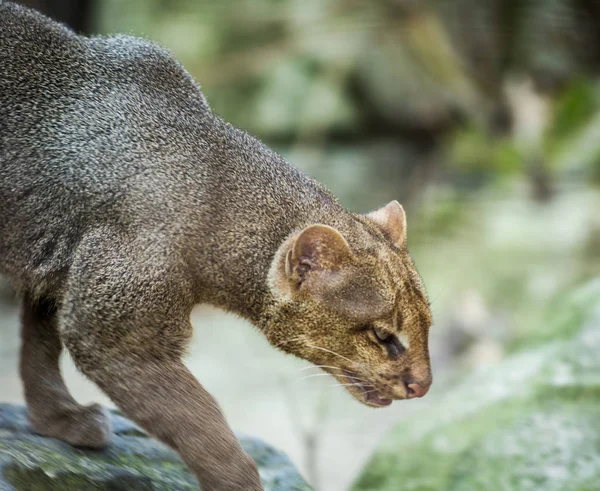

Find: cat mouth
<box><xmin>342</xmin><ymin>370</ymin><xmax>393</xmax><ymax>407</ymax></box>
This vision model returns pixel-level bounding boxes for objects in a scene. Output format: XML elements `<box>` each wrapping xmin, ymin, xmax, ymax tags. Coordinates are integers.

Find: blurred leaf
<box><xmin>545</xmin><ymin>79</ymin><xmax>598</xmax><ymax>158</ymax></box>
<box><xmin>448</xmin><ymin>126</ymin><xmax>523</xmax><ymax>177</ymax></box>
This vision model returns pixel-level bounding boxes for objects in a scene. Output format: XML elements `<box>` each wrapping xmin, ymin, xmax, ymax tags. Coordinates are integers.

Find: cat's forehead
<box><xmin>326</xmin><ymin>222</ymin><xmax>429</xmax><ymax>324</ymax></box>
<box><xmin>373</xmin><ymin>248</ymin><xmax>430</xmax><ymax>325</ymax></box>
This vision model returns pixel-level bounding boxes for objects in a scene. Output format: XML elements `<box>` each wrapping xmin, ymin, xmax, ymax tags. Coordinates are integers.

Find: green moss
<box><xmin>353</xmin><ymin>398</ymin><xmax>530</xmax><ymax>491</ymax></box>
<box><xmin>0</xmin><ymin>406</ymin><xmax>311</xmax><ymax>490</ymax></box>
<box><xmin>353</xmin><ymin>281</ymin><xmax>600</xmax><ymax>491</ymax></box>
<box><xmin>510</xmin><ymin>279</ymin><xmax>600</xmax><ymax>351</ymax></box>
<box><xmin>6</xmin><ymin>466</ymin><xmax>101</xmax><ymax>491</ymax></box>
<box><xmin>448</xmin><ymin>400</ymin><xmax>600</xmax><ymax>491</ymax></box>
<box><xmin>355</xmin><ymin>391</ymin><xmax>600</xmax><ymax>491</ymax></box>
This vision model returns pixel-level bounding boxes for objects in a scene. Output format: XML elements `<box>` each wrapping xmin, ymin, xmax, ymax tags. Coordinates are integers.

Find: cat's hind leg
<box><xmin>20</xmin><ymin>293</ymin><xmax>112</xmax><ymax>449</ymax></box>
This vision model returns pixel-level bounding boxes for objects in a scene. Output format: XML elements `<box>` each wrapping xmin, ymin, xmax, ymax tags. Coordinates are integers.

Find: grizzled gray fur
<box><xmin>0</xmin><ymin>2</ymin><xmax>433</xmax><ymax>490</ymax></box>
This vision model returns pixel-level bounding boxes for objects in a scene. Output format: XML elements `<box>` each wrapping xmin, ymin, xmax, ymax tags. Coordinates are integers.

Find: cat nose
<box><xmin>403</xmin><ymin>373</ymin><xmax>431</xmax><ymax>399</ymax></box>
<box><xmin>405</xmin><ymin>383</ymin><xmax>429</xmax><ymax>399</ymax></box>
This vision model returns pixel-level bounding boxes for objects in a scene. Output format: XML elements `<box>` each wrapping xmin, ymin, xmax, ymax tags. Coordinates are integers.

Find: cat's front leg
<box><xmin>59</xmin><ymin>230</ymin><xmax>263</xmax><ymax>490</ymax></box>
<box><xmin>69</xmin><ymin>352</ymin><xmax>262</xmax><ymax>491</ymax></box>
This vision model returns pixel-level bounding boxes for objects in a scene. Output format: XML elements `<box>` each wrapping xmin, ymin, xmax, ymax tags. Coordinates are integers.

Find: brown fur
<box><xmin>266</xmin><ymin>204</ymin><xmax>432</xmax><ymax>406</ymax></box>
<box><xmin>0</xmin><ymin>3</ymin><xmax>432</xmax><ymax>489</ymax></box>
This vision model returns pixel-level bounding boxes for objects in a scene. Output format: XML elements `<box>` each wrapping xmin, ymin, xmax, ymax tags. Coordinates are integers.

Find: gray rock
<box><xmin>0</xmin><ymin>404</ymin><xmax>312</xmax><ymax>490</ymax></box>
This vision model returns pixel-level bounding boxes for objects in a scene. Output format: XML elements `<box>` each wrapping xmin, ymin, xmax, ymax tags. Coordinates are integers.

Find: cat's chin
<box><xmin>342</xmin><ymin>371</ymin><xmax>393</xmax><ymax>407</ymax></box>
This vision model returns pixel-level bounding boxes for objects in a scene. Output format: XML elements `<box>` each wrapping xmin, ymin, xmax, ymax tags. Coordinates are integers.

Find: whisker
<box><xmin>276</xmin><ymin>336</ymin><xmax>303</xmax><ymax>346</ymax></box>
<box><xmin>296</xmin><ymin>373</ymin><xmax>335</xmax><ymax>382</ymax></box>
<box><xmin>299</xmin><ymin>365</ymin><xmax>343</xmax><ymax>372</ymax></box>
<box><xmin>429</xmin><ymin>287</ymin><xmax>446</xmax><ymax>306</ymax></box>
<box><xmin>339</xmin><ymin>372</ymin><xmax>370</xmax><ymax>382</ymax></box>
<box><xmin>299</xmin><ymin>373</ymin><xmax>370</xmax><ymax>383</ymax></box>
<box><xmin>271</xmin><ymin>336</ymin><xmax>304</xmax><ymax>349</ymax></box>
<box><xmin>339</xmin><ymin>375</ymin><xmax>370</xmax><ymax>382</ymax></box>
<box><xmin>361</xmin><ymin>388</ymin><xmax>381</xmax><ymax>395</ymax></box>
<box><xmin>306</xmin><ymin>344</ymin><xmax>355</xmax><ymax>365</ymax></box>
<box><xmin>331</xmin><ymin>384</ymin><xmax>382</xmax><ymax>398</ymax></box>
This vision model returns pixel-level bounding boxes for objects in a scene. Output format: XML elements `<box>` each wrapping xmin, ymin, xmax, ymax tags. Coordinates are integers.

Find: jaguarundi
<box><xmin>0</xmin><ymin>2</ymin><xmax>433</xmax><ymax>489</ymax></box>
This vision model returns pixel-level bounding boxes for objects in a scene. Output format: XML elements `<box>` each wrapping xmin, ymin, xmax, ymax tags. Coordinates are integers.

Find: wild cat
<box><xmin>0</xmin><ymin>2</ymin><xmax>432</xmax><ymax>489</ymax></box>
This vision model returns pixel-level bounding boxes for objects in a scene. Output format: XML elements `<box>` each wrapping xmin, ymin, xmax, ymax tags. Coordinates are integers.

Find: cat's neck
<box><xmin>188</xmin><ymin>116</ymin><xmax>347</xmax><ymax>324</ymax></box>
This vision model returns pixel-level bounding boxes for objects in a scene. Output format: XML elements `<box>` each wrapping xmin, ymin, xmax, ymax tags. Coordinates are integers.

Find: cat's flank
<box><xmin>0</xmin><ymin>2</ymin><xmax>432</xmax><ymax>490</ymax></box>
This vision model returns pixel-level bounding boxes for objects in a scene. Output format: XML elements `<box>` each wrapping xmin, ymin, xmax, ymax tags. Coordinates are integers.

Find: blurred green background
<box><xmin>2</xmin><ymin>0</ymin><xmax>600</xmax><ymax>490</ymax></box>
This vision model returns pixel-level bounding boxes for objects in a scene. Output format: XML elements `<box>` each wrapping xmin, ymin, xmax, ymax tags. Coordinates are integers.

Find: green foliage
<box><xmin>97</xmin><ymin>0</ymin><xmax>600</xmax><ymax>194</ymax></box>
<box><xmin>410</xmin><ymin>191</ymin><xmax>473</xmax><ymax>243</ymax></box>
<box><xmin>547</xmin><ymin>81</ymin><xmax>597</xmax><ymax>144</ymax></box>
<box><xmin>448</xmin><ymin>126</ymin><xmax>523</xmax><ymax>177</ymax></box>
<box><xmin>545</xmin><ymin>80</ymin><xmax>599</xmax><ymax>162</ymax></box>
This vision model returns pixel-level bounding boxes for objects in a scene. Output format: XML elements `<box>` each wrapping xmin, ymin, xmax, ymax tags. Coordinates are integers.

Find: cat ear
<box><xmin>268</xmin><ymin>224</ymin><xmax>352</xmax><ymax>299</ymax></box>
<box><xmin>285</xmin><ymin>225</ymin><xmax>352</xmax><ymax>289</ymax></box>
<box><xmin>366</xmin><ymin>200</ymin><xmax>407</xmax><ymax>247</ymax></box>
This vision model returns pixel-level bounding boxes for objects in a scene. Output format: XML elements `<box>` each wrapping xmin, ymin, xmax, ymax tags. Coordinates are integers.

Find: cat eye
<box><xmin>374</xmin><ymin>328</ymin><xmax>390</xmax><ymax>341</ymax></box>
<box><xmin>371</xmin><ymin>327</ymin><xmax>405</xmax><ymax>360</ymax></box>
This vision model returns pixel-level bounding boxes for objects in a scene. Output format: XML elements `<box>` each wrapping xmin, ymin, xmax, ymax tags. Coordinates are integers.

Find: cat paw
<box><xmin>29</xmin><ymin>403</ymin><xmax>112</xmax><ymax>449</ymax></box>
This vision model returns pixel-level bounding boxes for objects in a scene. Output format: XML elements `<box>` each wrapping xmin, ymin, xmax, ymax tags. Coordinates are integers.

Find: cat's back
<box><xmin>0</xmin><ymin>0</ymin><xmax>210</xmax><ymax>158</ymax></box>
<box><xmin>0</xmin><ymin>0</ymin><xmax>213</xmax><ymax>210</ymax></box>
<box><xmin>0</xmin><ymin>1</ymin><xmax>211</xmax><ymax>293</ymax></box>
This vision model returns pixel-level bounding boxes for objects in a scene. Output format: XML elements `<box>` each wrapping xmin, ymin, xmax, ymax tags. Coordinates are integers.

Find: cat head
<box><xmin>267</xmin><ymin>201</ymin><xmax>432</xmax><ymax>407</ymax></box>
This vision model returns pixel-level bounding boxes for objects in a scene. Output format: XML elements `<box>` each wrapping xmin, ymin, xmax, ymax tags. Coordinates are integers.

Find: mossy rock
<box><xmin>353</xmin><ymin>281</ymin><xmax>600</xmax><ymax>491</ymax></box>
<box><xmin>511</xmin><ymin>279</ymin><xmax>600</xmax><ymax>350</ymax></box>
<box><xmin>0</xmin><ymin>405</ymin><xmax>311</xmax><ymax>491</ymax></box>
